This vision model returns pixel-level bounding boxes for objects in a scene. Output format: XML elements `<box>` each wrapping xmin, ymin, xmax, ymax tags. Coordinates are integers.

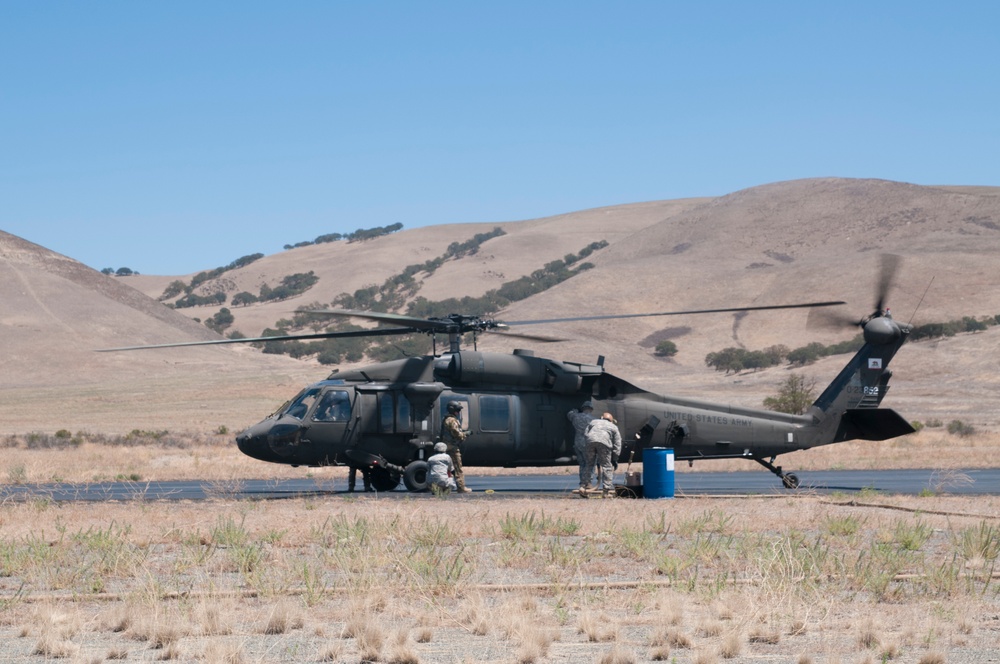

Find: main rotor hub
<box><xmin>863</xmin><ymin>316</ymin><xmax>903</xmax><ymax>345</ymax></box>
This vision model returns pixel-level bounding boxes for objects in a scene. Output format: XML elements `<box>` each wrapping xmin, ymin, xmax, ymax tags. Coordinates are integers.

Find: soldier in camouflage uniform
<box><xmin>442</xmin><ymin>401</ymin><xmax>472</xmax><ymax>493</ymax></box>
<box><xmin>580</xmin><ymin>412</ymin><xmax>622</xmax><ymax>498</ymax></box>
<box><xmin>567</xmin><ymin>401</ymin><xmax>596</xmax><ymax>487</ymax></box>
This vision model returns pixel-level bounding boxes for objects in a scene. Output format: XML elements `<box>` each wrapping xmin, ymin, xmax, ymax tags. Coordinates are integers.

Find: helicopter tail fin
<box><xmin>807</xmin><ymin>315</ymin><xmax>915</xmax><ymax>442</ymax></box>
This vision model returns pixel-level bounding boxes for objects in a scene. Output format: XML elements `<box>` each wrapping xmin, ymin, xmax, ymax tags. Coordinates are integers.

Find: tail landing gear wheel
<box><xmin>754</xmin><ymin>457</ymin><xmax>801</xmax><ymax>490</ymax></box>
<box><xmin>403</xmin><ymin>460</ymin><xmax>430</xmax><ymax>492</ymax></box>
<box><xmin>369</xmin><ymin>467</ymin><xmax>401</xmax><ymax>492</ymax></box>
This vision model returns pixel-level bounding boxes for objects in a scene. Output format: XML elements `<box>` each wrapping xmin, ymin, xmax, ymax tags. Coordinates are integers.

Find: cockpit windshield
<box><xmin>283</xmin><ymin>387</ymin><xmax>321</xmax><ymax>420</ymax></box>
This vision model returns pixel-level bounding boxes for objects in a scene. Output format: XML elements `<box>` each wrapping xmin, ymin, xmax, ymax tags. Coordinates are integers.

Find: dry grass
<box><xmin>1</xmin><ymin>495</ymin><xmax>1000</xmax><ymax>661</ymax></box>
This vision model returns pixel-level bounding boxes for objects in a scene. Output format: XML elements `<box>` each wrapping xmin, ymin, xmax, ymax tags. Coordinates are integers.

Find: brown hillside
<box><xmin>0</xmin><ymin>232</ymin><xmax>319</xmax><ymax>433</ymax></box>
<box><xmin>2</xmin><ymin>178</ymin><xmax>999</xmax><ymax>436</ymax></box>
<box><xmin>126</xmin><ymin>198</ymin><xmax>709</xmax><ymax>337</ymax></box>
<box><xmin>490</xmin><ymin>178</ymin><xmax>1000</xmax><ymax>362</ymax></box>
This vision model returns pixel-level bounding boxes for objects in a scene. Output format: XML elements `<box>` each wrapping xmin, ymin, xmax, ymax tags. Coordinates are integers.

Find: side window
<box><xmin>313</xmin><ymin>390</ymin><xmax>352</xmax><ymax>422</ymax></box>
<box><xmin>397</xmin><ymin>394</ymin><xmax>412</xmax><ymax>433</ymax></box>
<box><xmin>479</xmin><ymin>395</ymin><xmax>510</xmax><ymax>432</ymax></box>
<box><xmin>379</xmin><ymin>394</ymin><xmax>394</xmax><ymax>432</ymax></box>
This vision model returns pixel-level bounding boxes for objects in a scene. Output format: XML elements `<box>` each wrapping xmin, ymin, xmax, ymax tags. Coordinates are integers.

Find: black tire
<box><xmin>369</xmin><ymin>467</ymin><xmax>401</xmax><ymax>492</ymax></box>
<box><xmin>403</xmin><ymin>460</ymin><xmax>430</xmax><ymax>492</ymax></box>
<box><xmin>782</xmin><ymin>473</ymin><xmax>800</xmax><ymax>490</ymax></box>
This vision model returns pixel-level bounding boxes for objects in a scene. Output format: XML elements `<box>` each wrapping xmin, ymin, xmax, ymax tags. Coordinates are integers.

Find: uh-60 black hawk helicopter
<box><xmin>102</xmin><ymin>257</ymin><xmax>915</xmax><ymax>492</ymax></box>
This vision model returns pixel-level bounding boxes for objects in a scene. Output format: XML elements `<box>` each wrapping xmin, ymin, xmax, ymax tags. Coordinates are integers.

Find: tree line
<box><xmin>704</xmin><ymin>313</ymin><xmax>1000</xmax><ymax>374</ymax></box>
<box><xmin>251</xmin><ymin>237</ymin><xmax>609</xmax><ymax>365</ymax></box>
<box><xmin>283</xmin><ymin>223</ymin><xmax>404</xmax><ymax>250</ymax></box>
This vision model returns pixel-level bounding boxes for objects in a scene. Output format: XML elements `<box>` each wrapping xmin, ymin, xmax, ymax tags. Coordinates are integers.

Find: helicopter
<box><xmin>101</xmin><ymin>258</ymin><xmax>914</xmax><ymax>492</ymax></box>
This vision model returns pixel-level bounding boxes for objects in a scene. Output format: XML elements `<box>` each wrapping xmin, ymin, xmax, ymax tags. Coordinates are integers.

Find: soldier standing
<box><xmin>567</xmin><ymin>401</ymin><xmax>596</xmax><ymax>488</ymax></box>
<box><xmin>347</xmin><ymin>466</ymin><xmax>372</xmax><ymax>492</ymax></box>
<box><xmin>442</xmin><ymin>401</ymin><xmax>472</xmax><ymax>493</ymax></box>
<box><xmin>580</xmin><ymin>412</ymin><xmax>622</xmax><ymax>498</ymax></box>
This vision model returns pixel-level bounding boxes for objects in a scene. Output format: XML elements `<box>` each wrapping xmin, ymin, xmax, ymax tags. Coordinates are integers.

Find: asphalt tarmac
<box><xmin>2</xmin><ymin>468</ymin><xmax>998</xmax><ymax>502</ymax></box>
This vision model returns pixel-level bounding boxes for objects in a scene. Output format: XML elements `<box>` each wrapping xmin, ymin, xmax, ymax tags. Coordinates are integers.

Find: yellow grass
<box><xmin>1</xmin><ymin>496</ymin><xmax>1000</xmax><ymax>661</ymax></box>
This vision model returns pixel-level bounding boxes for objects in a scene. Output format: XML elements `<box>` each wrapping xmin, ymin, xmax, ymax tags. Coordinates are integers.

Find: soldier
<box><xmin>347</xmin><ymin>466</ymin><xmax>372</xmax><ymax>492</ymax></box>
<box><xmin>580</xmin><ymin>412</ymin><xmax>622</xmax><ymax>498</ymax></box>
<box><xmin>427</xmin><ymin>442</ymin><xmax>456</xmax><ymax>494</ymax></box>
<box><xmin>442</xmin><ymin>401</ymin><xmax>472</xmax><ymax>493</ymax></box>
<box><xmin>567</xmin><ymin>400</ymin><xmax>596</xmax><ymax>488</ymax></box>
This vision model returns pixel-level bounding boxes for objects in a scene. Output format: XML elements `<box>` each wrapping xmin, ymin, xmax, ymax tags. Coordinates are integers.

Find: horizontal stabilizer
<box><xmin>837</xmin><ymin>408</ymin><xmax>916</xmax><ymax>442</ymax></box>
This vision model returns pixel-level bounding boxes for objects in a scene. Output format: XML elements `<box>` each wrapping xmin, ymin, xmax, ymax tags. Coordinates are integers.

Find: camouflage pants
<box><xmin>446</xmin><ymin>445</ymin><xmax>466</xmax><ymax>491</ymax></box>
<box><xmin>575</xmin><ymin>440</ymin><xmax>597</xmax><ymax>487</ymax></box>
<box><xmin>582</xmin><ymin>442</ymin><xmax>614</xmax><ymax>491</ymax></box>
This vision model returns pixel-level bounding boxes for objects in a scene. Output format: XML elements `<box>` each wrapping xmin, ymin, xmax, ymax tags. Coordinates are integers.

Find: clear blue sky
<box><xmin>2</xmin><ymin>2</ymin><xmax>998</xmax><ymax>275</ymax></box>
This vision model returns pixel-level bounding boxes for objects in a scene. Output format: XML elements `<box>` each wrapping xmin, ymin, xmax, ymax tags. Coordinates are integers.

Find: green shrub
<box><xmin>654</xmin><ymin>340</ymin><xmax>678</xmax><ymax>357</ymax></box>
<box><xmin>763</xmin><ymin>374</ymin><xmax>817</xmax><ymax>415</ymax></box>
<box><xmin>946</xmin><ymin>420</ymin><xmax>976</xmax><ymax>437</ymax></box>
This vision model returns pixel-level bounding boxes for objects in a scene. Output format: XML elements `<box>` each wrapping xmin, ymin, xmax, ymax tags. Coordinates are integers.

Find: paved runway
<box><xmin>2</xmin><ymin>468</ymin><xmax>998</xmax><ymax>502</ymax></box>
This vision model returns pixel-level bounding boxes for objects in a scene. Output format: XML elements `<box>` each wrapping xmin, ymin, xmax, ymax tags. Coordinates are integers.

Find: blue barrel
<box><xmin>643</xmin><ymin>448</ymin><xmax>675</xmax><ymax>499</ymax></box>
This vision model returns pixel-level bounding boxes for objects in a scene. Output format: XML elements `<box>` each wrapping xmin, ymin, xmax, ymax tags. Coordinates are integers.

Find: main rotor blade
<box><xmin>96</xmin><ymin>327</ymin><xmax>415</xmax><ymax>352</ymax></box>
<box><xmin>300</xmin><ymin>309</ymin><xmax>452</xmax><ymax>332</ymax></box>
<box><xmin>486</xmin><ymin>329</ymin><xmax>566</xmax><ymax>343</ymax></box>
<box><xmin>504</xmin><ymin>301</ymin><xmax>847</xmax><ymax>326</ymax></box>
<box><xmin>806</xmin><ymin>306</ymin><xmax>861</xmax><ymax>331</ymax></box>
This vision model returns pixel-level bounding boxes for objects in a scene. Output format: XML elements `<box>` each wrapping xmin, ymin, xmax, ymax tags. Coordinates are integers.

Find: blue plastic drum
<box><xmin>643</xmin><ymin>447</ymin><xmax>675</xmax><ymax>499</ymax></box>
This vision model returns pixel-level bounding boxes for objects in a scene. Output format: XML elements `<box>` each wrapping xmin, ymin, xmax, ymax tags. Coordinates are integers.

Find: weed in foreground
<box><xmin>203</xmin><ymin>640</ymin><xmax>245</xmax><ymax>664</ymax></box>
<box><xmin>748</xmin><ymin>628</ymin><xmax>781</xmax><ymax>645</ymax></box>
<box><xmin>578</xmin><ymin>611</ymin><xmax>618</xmax><ymax>643</ymax></box>
<box><xmin>822</xmin><ymin>513</ymin><xmax>865</xmax><ymax>538</ymax></box>
<box><xmin>693</xmin><ymin>649</ymin><xmax>719</xmax><ymax>664</ymax></box>
<box><xmin>719</xmin><ymin>631</ymin><xmax>742</xmax><ymax>659</ymax></box>
<box><xmin>263</xmin><ymin>599</ymin><xmax>303</xmax><ymax>635</ymax></box>
<box><xmin>857</xmin><ymin>620</ymin><xmax>882</xmax><ymax>650</ymax></box>
<box><xmin>651</xmin><ymin>645</ymin><xmax>671</xmax><ymax>660</ymax></box>
<box><xmin>890</xmin><ymin>517</ymin><xmax>933</xmax><ymax>551</ymax></box>
<box><xmin>498</xmin><ymin>510</ymin><xmax>581</xmax><ymax>541</ymax></box>
<box><xmin>196</xmin><ymin>599</ymin><xmax>234</xmax><ymax>636</ymax></box>
<box><xmin>355</xmin><ymin>620</ymin><xmax>387</xmax><ymax>663</ymax></box>
<box><xmin>598</xmin><ymin>646</ymin><xmax>638</xmax><ymax>664</ymax></box>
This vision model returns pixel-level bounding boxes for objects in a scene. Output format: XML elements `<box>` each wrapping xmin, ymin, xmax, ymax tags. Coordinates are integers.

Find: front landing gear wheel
<box><xmin>369</xmin><ymin>467</ymin><xmax>401</xmax><ymax>492</ymax></box>
<box><xmin>782</xmin><ymin>473</ymin><xmax>800</xmax><ymax>490</ymax></box>
<box><xmin>403</xmin><ymin>460</ymin><xmax>430</xmax><ymax>492</ymax></box>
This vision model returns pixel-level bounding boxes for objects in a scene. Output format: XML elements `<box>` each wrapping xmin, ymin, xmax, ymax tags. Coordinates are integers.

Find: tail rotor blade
<box><xmin>875</xmin><ymin>253</ymin><xmax>902</xmax><ymax>313</ymax></box>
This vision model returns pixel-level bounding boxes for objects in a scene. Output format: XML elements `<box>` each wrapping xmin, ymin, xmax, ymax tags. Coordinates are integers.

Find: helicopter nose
<box><xmin>235</xmin><ymin>422</ymin><xmax>283</xmax><ymax>462</ymax></box>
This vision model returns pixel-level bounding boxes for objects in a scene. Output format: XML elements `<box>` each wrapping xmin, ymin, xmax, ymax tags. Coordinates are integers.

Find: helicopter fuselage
<box><xmin>233</xmin><ymin>346</ymin><xmax>855</xmax><ymax>491</ymax></box>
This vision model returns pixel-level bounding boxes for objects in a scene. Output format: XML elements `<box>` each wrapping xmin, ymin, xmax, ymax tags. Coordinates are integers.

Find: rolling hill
<box><xmin>2</xmin><ymin>177</ymin><xmax>999</xmax><ymax>435</ymax></box>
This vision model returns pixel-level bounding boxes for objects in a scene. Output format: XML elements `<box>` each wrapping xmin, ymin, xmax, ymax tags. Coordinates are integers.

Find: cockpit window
<box><xmin>284</xmin><ymin>387</ymin><xmax>320</xmax><ymax>420</ymax></box>
<box><xmin>313</xmin><ymin>390</ymin><xmax>352</xmax><ymax>422</ymax></box>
